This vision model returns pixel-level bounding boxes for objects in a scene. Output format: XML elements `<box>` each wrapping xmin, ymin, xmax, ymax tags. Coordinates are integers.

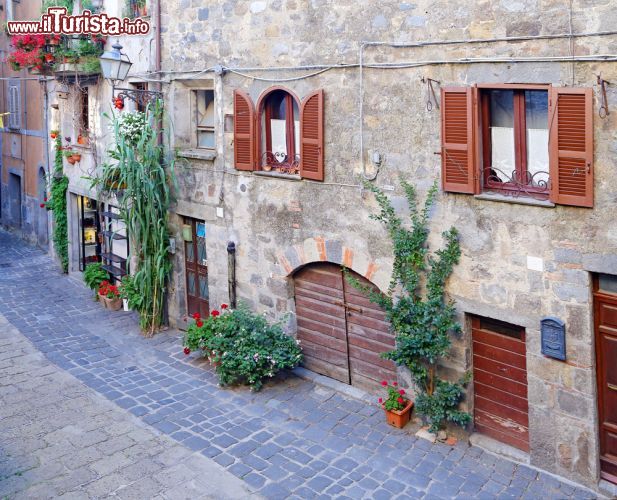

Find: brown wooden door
<box><xmin>184</xmin><ymin>218</ymin><xmax>209</xmax><ymax>318</ymax></box>
<box><xmin>594</xmin><ymin>274</ymin><xmax>617</xmax><ymax>483</ymax></box>
<box><xmin>472</xmin><ymin>316</ymin><xmax>529</xmax><ymax>452</ymax></box>
<box><xmin>294</xmin><ymin>263</ymin><xmax>397</xmax><ymax>390</ymax></box>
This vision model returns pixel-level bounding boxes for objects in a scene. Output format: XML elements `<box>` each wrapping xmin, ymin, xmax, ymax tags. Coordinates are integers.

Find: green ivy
<box><xmin>347</xmin><ymin>179</ymin><xmax>472</xmax><ymax>433</ymax></box>
<box><xmin>48</xmin><ymin>137</ymin><xmax>69</xmax><ymax>273</ymax></box>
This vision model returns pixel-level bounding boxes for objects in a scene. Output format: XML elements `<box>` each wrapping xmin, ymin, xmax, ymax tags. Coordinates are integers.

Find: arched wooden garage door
<box><xmin>294</xmin><ymin>263</ymin><xmax>397</xmax><ymax>391</ymax></box>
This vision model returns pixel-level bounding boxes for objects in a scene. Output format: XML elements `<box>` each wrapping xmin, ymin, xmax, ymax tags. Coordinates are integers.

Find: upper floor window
<box><xmin>441</xmin><ymin>84</ymin><xmax>593</xmax><ymax>207</ymax></box>
<box><xmin>128</xmin><ymin>0</ymin><xmax>148</xmax><ymax>18</ymax></box>
<box><xmin>481</xmin><ymin>89</ymin><xmax>549</xmax><ymax>197</ymax></box>
<box><xmin>233</xmin><ymin>87</ymin><xmax>324</xmax><ymax>181</ymax></box>
<box><xmin>196</xmin><ymin>89</ymin><xmax>215</xmax><ymax>149</ymax></box>
<box><xmin>260</xmin><ymin>89</ymin><xmax>300</xmax><ymax>172</ymax></box>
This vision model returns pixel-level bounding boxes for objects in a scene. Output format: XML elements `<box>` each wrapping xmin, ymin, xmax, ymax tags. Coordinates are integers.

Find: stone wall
<box><xmin>159</xmin><ymin>0</ymin><xmax>617</xmax><ymax>489</ymax></box>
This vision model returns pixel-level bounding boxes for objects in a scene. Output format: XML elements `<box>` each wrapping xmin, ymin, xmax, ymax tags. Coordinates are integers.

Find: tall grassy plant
<box><xmin>97</xmin><ymin>102</ymin><xmax>175</xmax><ymax>335</ymax></box>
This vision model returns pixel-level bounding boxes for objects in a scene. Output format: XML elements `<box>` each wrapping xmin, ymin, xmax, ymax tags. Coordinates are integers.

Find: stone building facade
<box><xmin>0</xmin><ymin>0</ymin><xmax>50</xmax><ymax>249</ymax></box>
<box><xmin>51</xmin><ymin>0</ymin><xmax>155</xmax><ymax>276</ymax></box>
<box><xmin>158</xmin><ymin>0</ymin><xmax>617</xmax><ymax>493</ymax></box>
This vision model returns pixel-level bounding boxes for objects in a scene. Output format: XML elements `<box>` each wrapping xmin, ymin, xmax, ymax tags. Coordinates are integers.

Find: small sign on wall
<box><xmin>541</xmin><ymin>317</ymin><xmax>566</xmax><ymax>361</ymax></box>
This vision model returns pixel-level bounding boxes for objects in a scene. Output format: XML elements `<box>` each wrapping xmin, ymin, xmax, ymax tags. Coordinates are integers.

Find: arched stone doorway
<box><xmin>293</xmin><ymin>262</ymin><xmax>397</xmax><ymax>391</ymax></box>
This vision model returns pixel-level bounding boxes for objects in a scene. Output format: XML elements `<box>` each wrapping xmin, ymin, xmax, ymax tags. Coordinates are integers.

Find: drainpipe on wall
<box><xmin>227</xmin><ymin>241</ymin><xmax>237</xmax><ymax>309</ymax></box>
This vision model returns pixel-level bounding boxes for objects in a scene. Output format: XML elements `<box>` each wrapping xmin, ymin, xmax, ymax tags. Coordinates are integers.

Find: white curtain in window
<box><xmin>270</xmin><ymin>119</ymin><xmax>287</xmax><ymax>162</ymax></box>
<box><xmin>490</xmin><ymin>126</ymin><xmax>515</xmax><ymax>181</ymax></box>
<box><xmin>527</xmin><ymin>128</ymin><xmax>549</xmax><ymax>185</ymax></box>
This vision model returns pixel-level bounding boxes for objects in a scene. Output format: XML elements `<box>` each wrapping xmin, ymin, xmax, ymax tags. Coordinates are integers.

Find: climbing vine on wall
<box><xmin>46</xmin><ymin>136</ymin><xmax>69</xmax><ymax>273</ymax></box>
<box><xmin>347</xmin><ymin>179</ymin><xmax>472</xmax><ymax>433</ymax></box>
<box><xmin>97</xmin><ymin>102</ymin><xmax>176</xmax><ymax>335</ymax></box>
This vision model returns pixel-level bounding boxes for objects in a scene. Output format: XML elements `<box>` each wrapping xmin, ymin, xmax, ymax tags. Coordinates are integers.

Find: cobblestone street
<box><xmin>0</xmin><ymin>230</ymin><xmax>600</xmax><ymax>499</ymax></box>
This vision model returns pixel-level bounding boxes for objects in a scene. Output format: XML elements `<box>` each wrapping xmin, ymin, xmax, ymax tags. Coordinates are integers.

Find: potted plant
<box><xmin>119</xmin><ymin>275</ymin><xmax>141</xmax><ymax>312</ymax></box>
<box><xmin>63</xmin><ymin>150</ymin><xmax>77</xmax><ymax>164</ymax></box>
<box><xmin>98</xmin><ymin>281</ymin><xmax>122</xmax><ymax>311</ymax></box>
<box><xmin>379</xmin><ymin>380</ymin><xmax>414</xmax><ymax>428</ymax></box>
<box><xmin>77</xmin><ymin>134</ymin><xmax>89</xmax><ymax>145</ymax></box>
<box><xmin>83</xmin><ymin>262</ymin><xmax>110</xmax><ymax>300</ymax></box>
<box><xmin>50</xmin><ymin>129</ymin><xmax>59</xmax><ymax>139</ymax></box>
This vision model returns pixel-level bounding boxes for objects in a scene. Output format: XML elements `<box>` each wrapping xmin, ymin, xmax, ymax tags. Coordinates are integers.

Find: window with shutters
<box><xmin>259</xmin><ymin>89</ymin><xmax>300</xmax><ymax>174</ymax></box>
<box><xmin>233</xmin><ymin>87</ymin><xmax>324</xmax><ymax>181</ymax></box>
<box><xmin>441</xmin><ymin>84</ymin><xmax>593</xmax><ymax>208</ymax></box>
<box><xmin>8</xmin><ymin>83</ymin><xmax>21</xmax><ymax>130</ymax></box>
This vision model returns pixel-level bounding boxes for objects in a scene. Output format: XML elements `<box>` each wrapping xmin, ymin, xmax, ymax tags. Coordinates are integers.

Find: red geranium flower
<box><xmin>196</xmin><ymin>320</ymin><xmax>204</xmax><ymax>328</ymax></box>
<box><xmin>44</xmin><ymin>197</ymin><xmax>48</xmax><ymax>202</ymax></box>
<box><xmin>221</xmin><ymin>303</ymin><xmax>228</xmax><ymax>309</ymax></box>
<box><xmin>211</xmin><ymin>310</ymin><xmax>220</xmax><ymax>317</ymax></box>
<box><xmin>192</xmin><ymin>312</ymin><xmax>201</xmax><ymax>320</ymax></box>
<box><xmin>399</xmin><ymin>389</ymin><xmax>405</xmax><ymax>395</ymax></box>
<box><xmin>397</xmin><ymin>397</ymin><xmax>404</xmax><ymax>404</ymax></box>
<box><xmin>381</xmin><ymin>380</ymin><xmax>387</xmax><ymax>386</ymax></box>
<box><xmin>39</xmin><ymin>203</ymin><xmax>45</xmax><ymax>208</ymax></box>
<box><xmin>378</xmin><ymin>397</ymin><xmax>383</xmax><ymax>404</ymax></box>
<box><xmin>183</xmin><ymin>347</ymin><xmax>191</xmax><ymax>355</ymax></box>
<box><xmin>393</xmin><ymin>382</ymin><xmax>398</xmax><ymax>387</ymax></box>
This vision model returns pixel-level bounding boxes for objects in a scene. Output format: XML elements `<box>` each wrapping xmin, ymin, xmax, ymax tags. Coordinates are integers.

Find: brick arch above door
<box><xmin>276</xmin><ymin>236</ymin><xmax>391</xmax><ymax>293</ymax></box>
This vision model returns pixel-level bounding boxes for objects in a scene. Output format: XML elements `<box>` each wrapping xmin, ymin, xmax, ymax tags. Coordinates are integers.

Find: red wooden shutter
<box><xmin>549</xmin><ymin>88</ymin><xmax>593</xmax><ymax>207</ymax></box>
<box><xmin>233</xmin><ymin>90</ymin><xmax>255</xmax><ymax>171</ymax></box>
<box><xmin>300</xmin><ymin>89</ymin><xmax>324</xmax><ymax>181</ymax></box>
<box><xmin>441</xmin><ymin>87</ymin><xmax>476</xmax><ymax>193</ymax></box>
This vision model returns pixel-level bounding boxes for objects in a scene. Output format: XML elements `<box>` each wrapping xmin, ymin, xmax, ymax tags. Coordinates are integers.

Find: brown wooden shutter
<box><xmin>233</xmin><ymin>90</ymin><xmax>255</xmax><ymax>171</ymax></box>
<box><xmin>549</xmin><ymin>88</ymin><xmax>593</xmax><ymax>207</ymax></box>
<box><xmin>441</xmin><ymin>87</ymin><xmax>476</xmax><ymax>193</ymax></box>
<box><xmin>300</xmin><ymin>89</ymin><xmax>324</xmax><ymax>181</ymax></box>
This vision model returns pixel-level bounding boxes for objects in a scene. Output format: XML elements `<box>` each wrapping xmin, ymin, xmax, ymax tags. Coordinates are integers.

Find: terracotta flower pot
<box><xmin>99</xmin><ymin>291</ymin><xmax>108</xmax><ymax>308</ymax></box>
<box><xmin>66</xmin><ymin>156</ymin><xmax>76</xmax><ymax>165</ymax></box>
<box><xmin>384</xmin><ymin>400</ymin><xmax>414</xmax><ymax>428</ymax></box>
<box><xmin>104</xmin><ymin>296</ymin><xmax>122</xmax><ymax>311</ymax></box>
<box><xmin>71</xmin><ymin>153</ymin><xmax>82</xmax><ymax>162</ymax></box>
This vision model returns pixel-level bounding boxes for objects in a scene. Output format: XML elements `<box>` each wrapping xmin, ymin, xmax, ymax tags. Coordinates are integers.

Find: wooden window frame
<box><xmin>194</xmin><ymin>89</ymin><xmax>215</xmax><ymax>150</ymax></box>
<box><xmin>479</xmin><ymin>84</ymin><xmax>550</xmax><ymax>198</ymax></box>
<box><xmin>256</xmin><ymin>86</ymin><xmax>301</xmax><ymax>172</ymax></box>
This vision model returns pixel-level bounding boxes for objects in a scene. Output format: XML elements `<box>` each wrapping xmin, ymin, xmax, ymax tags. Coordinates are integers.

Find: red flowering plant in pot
<box><xmin>98</xmin><ymin>280</ymin><xmax>122</xmax><ymax>311</ymax></box>
<box><xmin>379</xmin><ymin>380</ymin><xmax>414</xmax><ymax>429</ymax></box>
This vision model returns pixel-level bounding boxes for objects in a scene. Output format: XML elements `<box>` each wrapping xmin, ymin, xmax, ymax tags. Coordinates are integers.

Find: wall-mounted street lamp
<box><xmin>99</xmin><ymin>41</ymin><xmax>161</xmax><ymax>108</ymax></box>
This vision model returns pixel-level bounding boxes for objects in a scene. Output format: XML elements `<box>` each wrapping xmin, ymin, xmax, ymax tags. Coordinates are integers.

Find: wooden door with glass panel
<box><xmin>594</xmin><ymin>274</ymin><xmax>617</xmax><ymax>484</ymax></box>
<box><xmin>184</xmin><ymin>218</ymin><xmax>209</xmax><ymax>318</ymax></box>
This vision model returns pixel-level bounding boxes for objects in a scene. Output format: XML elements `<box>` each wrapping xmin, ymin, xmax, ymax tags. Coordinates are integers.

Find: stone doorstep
<box><xmin>469</xmin><ymin>433</ymin><xmax>607</xmax><ymax>499</ymax></box>
<box><xmin>292</xmin><ymin>367</ymin><xmax>375</xmax><ymax>405</ymax></box>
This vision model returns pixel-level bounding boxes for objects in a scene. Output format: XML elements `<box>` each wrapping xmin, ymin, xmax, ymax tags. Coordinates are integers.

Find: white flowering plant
<box><xmin>183</xmin><ymin>303</ymin><xmax>303</xmax><ymax>391</ymax></box>
<box><xmin>113</xmin><ymin>110</ymin><xmax>149</xmax><ymax>146</ymax></box>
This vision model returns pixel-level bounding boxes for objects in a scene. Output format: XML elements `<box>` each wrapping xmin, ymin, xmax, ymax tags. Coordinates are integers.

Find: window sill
<box><xmin>177</xmin><ymin>149</ymin><xmax>217</xmax><ymax>162</ymax></box>
<box><xmin>474</xmin><ymin>192</ymin><xmax>555</xmax><ymax>208</ymax></box>
<box><xmin>253</xmin><ymin>171</ymin><xmax>301</xmax><ymax>181</ymax></box>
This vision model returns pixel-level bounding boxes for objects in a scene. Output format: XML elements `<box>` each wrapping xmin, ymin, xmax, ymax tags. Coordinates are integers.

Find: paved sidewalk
<box><xmin>0</xmin><ymin>314</ymin><xmax>256</xmax><ymax>499</ymax></box>
<box><xmin>0</xmin><ymin>229</ymin><xmax>600</xmax><ymax>499</ymax></box>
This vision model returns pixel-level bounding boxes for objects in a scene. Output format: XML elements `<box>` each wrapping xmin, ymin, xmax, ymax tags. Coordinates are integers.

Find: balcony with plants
<box><xmin>8</xmin><ymin>34</ymin><xmax>106</xmax><ymax>77</ymax></box>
